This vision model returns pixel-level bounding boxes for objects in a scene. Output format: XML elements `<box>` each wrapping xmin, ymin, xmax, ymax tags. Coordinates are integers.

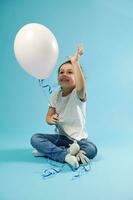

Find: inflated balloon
<box><xmin>14</xmin><ymin>23</ymin><xmax>59</xmax><ymax>79</ymax></box>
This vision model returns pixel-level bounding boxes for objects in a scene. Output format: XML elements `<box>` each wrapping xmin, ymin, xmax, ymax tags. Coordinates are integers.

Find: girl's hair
<box><xmin>58</xmin><ymin>60</ymin><xmax>85</xmax><ymax>77</ymax></box>
<box><xmin>58</xmin><ymin>60</ymin><xmax>71</xmax><ymax>75</ymax></box>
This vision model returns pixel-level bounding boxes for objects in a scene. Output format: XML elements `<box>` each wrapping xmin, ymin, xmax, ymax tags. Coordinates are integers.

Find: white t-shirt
<box><xmin>49</xmin><ymin>88</ymin><xmax>88</xmax><ymax>141</ymax></box>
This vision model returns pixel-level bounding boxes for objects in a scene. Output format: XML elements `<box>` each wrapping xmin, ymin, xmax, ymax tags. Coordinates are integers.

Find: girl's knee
<box><xmin>30</xmin><ymin>133</ymin><xmax>40</xmax><ymax>147</ymax></box>
<box><xmin>84</xmin><ymin>145</ymin><xmax>98</xmax><ymax>159</ymax></box>
<box><xmin>90</xmin><ymin>146</ymin><xmax>97</xmax><ymax>159</ymax></box>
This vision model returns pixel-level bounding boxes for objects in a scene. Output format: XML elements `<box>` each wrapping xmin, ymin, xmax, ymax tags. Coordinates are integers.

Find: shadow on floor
<box><xmin>0</xmin><ymin>148</ymin><xmax>102</xmax><ymax>167</ymax></box>
<box><xmin>0</xmin><ymin>148</ymin><xmax>48</xmax><ymax>164</ymax></box>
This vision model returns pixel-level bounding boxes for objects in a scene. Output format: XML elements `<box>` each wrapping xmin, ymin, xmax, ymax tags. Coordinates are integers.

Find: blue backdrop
<box><xmin>0</xmin><ymin>0</ymin><xmax>133</xmax><ymax>200</ymax></box>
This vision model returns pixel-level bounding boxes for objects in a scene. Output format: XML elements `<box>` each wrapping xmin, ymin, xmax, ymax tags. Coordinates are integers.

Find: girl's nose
<box><xmin>61</xmin><ymin>74</ymin><xmax>68</xmax><ymax>78</ymax></box>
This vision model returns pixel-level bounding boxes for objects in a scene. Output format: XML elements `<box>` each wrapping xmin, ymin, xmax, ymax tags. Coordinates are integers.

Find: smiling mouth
<box><xmin>60</xmin><ymin>78</ymin><xmax>69</xmax><ymax>82</ymax></box>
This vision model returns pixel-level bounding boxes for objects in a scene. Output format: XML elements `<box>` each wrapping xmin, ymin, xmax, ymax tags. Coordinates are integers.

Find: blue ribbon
<box><xmin>39</xmin><ymin>79</ymin><xmax>52</xmax><ymax>94</ymax></box>
<box><xmin>42</xmin><ymin>161</ymin><xmax>91</xmax><ymax>180</ymax></box>
<box><xmin>72</xmin><ymin>164</ymin><xmax>91</xmax><ymax>180</ymax></box>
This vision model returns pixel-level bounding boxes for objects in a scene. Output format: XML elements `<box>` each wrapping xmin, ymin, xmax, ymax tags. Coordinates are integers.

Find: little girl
<box><xmin>31</xmin><ymin>47</ymin><xmax>97</xmax><ymax>169</ymax></box>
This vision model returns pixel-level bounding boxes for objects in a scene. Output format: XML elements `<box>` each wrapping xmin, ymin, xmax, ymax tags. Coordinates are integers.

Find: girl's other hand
<box><xmin>77</xmin><ymin>46</ymin><xmax>84</xmax><ymax>56</ymax></box>
<box><xmin>68</xmin><ymin>46</ymin><xmax>84</xmax><ymax>64</ymax></box>
<box><xmin>48</xmin><ymin>114</ymin><xmax>59</xmax><ymax>125</ymax></box>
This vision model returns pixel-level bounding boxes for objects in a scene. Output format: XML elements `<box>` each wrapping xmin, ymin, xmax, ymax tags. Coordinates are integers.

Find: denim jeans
<box><xmin>30</xmin><ymin>133</ymin><xmax>97</xmax><ymax>163</ymax></box>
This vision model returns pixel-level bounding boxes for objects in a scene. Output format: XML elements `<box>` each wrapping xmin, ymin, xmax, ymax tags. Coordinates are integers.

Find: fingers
<box><xmin>52</xmin><ymin>119</ymin><xmax>58</xmax><ymax>124</ymax></box>
<box><xmin>50</xmin><ymin>114</ymin><xmax>59</xmax><ymax>124</ymax></box>
<box><xmin>53</xmin><ymin>115</ymin><xmax>59</xmax><ymax>121</ymax></box>
<box><xmin>66</xmin><ymin>46</ymin><xmax>84</xmax><ymax>64</ymax></box>
<box><xmin>77</xmin><ymin>47</ymin><xmax>84</xmax><ymax>56</ymax></box>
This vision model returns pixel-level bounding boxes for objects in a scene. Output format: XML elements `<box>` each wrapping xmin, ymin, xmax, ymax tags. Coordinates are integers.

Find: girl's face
<box><xmin>58</xmin><ymin>63</ymin><xmax>76</xmax><ymax>90</ymax></box>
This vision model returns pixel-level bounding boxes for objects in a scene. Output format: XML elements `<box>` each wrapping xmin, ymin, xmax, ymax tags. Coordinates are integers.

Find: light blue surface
<box><xmin>0</xmin><ymin>0</ymin><xmax>133</xmax><ymax>199</ymax></box>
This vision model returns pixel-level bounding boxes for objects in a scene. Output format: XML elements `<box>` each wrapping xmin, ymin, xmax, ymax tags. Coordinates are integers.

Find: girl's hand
<box><xmin>68</xmin><ymin>47</ymin><xmax>84</xmax><ymax>64</ymax></box>
<box><xmin>48</xmin><ymin>114</ymin><xmax>59</xmax><ymax>125</ymax></box>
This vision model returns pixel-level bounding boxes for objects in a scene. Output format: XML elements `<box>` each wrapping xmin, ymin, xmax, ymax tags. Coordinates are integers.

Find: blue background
<box><xmin>0</xmin><ymin>0</ymin><xmax>133</xmax><ymax>200</ymax></box>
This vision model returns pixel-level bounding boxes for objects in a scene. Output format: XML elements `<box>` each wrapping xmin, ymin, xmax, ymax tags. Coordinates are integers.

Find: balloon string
<box><xmin>39</xmin><ymin>79</ymin><xmax>52</xmax><ymax>94</ymax></box>
<box><xmin>38</xmin><ymin>79</ymin><xmax>53</xmax><ymax>106</ymax></box>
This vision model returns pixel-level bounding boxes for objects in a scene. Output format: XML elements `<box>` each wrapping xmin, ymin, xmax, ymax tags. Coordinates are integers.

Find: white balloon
<box><xmin>14</xmin><ymin>23</ymin><xmax>59</xmax><ymax>79</ymax></box>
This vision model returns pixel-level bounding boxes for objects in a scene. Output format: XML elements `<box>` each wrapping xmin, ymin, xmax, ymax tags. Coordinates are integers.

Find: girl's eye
<box><xmin>60</xmin><ymin>71</ymin><xmax>64</xmax><ymax>74</ymax></box>
<box><xmin>68</xmin><ymin>71</ymin><xmax>73</xmax><ymax>74</ymax></box>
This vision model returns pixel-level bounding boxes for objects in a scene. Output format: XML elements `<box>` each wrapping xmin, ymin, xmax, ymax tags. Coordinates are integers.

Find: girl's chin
<box><xmin>60</xmin><ymin>82</ymin><xmax>70</xmax><ymax>86</ymax></box>
<box><xmin>60</xmin><ymin>84</ymin><xmax>75</xmax><ymax>90</ymax></box>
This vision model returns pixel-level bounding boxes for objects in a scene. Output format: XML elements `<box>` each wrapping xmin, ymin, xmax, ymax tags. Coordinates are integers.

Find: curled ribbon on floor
<box><xmin>42</xmin><ymin>159</ymin><xmax>91</xmax><ymax>180</ymax></box>
<box><xmin>72</xmin><ymin>164</ymin><xmax>91</xmax><ymax>180</ymax></box>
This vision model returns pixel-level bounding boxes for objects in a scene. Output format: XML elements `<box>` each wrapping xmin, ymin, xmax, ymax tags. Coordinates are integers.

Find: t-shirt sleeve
<box><xmin>72</xmin><ymin>88</ymin><xmax>87</xmax><ymax>103</ymax></box>
<box><xmin>48</xmin><ymin>92</ymin><xmax>57</xmax><ymax>108</ymax></box>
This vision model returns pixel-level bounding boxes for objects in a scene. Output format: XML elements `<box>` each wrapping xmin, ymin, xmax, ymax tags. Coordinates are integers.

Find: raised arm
<box><xmin>69</xmin><ymin>47</ymin><xmax>86</xmax><ymax>101</ymax></box>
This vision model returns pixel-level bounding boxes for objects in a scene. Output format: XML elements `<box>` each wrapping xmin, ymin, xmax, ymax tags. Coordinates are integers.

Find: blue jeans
<box><xmin>30</xmin><ymin>133</ymin><xmax>97</xmax><ymax>163</ymax></box>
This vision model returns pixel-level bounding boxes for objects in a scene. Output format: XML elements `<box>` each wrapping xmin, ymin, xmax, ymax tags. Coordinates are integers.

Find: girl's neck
<box><xmin>61</xmin><ymin>87</ymin><xmax>75</xmax><ymax>97</ymax></box>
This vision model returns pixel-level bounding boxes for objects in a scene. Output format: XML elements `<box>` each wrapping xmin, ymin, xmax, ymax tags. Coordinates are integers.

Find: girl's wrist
<box><xmin>71</xmin><ymin>60</ymin><xmax>80</xmax><ymax>67</ymax></box>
